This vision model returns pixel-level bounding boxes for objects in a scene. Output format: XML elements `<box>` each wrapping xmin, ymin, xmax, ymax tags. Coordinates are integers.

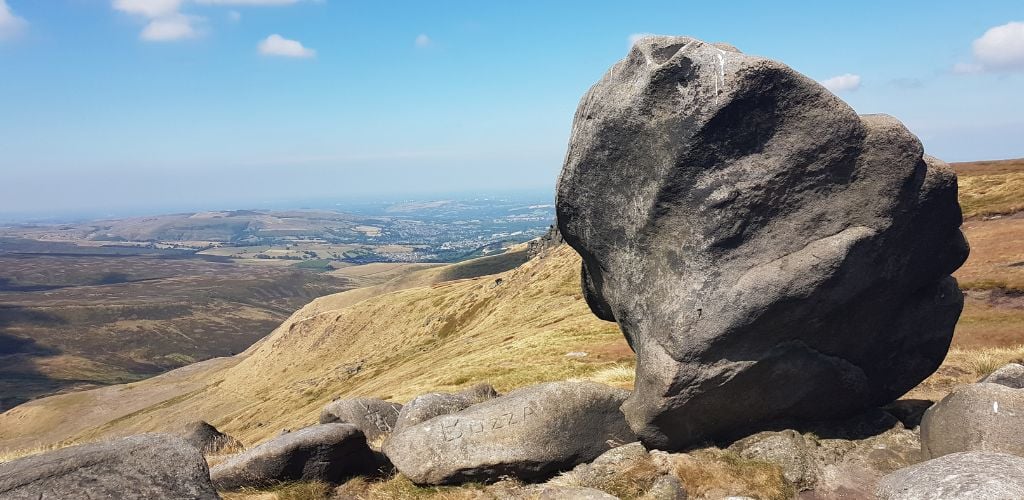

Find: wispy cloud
<box><xmin>113</xmin><ymin>0</ymin><xmax>201</xmax><ymax>42</ymax></box>
<box><xmin>258</xmin><ymin>34</ymin><xmax>315</xmax><ymax>58</ymax></box>
<box><xmin>821</xmin><ymin>73</ymin><xmax>862</xmax><ymax>93</ymax></box>
<box><xmin>954</xmin><ymin>21</ymin><xmax>1024</xmax><ymax>74</ymax></box>
<box><xmin>195</xmin><ymin>0</ymin><xmax>301</xmax><ymax>4</ymax></box>
<box><xmin>414</xmin><ymin>33</ymin><xmax>431</xmax><ymax>48</ymax></box>
<box><xmin>0</xmin><ymin>0</ymin><xmax>28</xmax><ymax>40</ymax></box>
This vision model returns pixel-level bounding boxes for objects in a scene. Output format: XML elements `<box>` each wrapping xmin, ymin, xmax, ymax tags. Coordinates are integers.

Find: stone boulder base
<box><xmin>555</xmin><ymin>35</ymin><xmax>968</xmax><ymax>449</ymax></box>
<box><xmin>0</xmin><ymin>433</ymin><xmax>218</xmax><ymax>500</ymax></box>
<box><xmin>210</xmin><ymin>423</ymin><xmax>376</xmax><ymax>490</ymax></box>
<box><xmin>876</xmin><ymin>451</ymin><xmax>1024</xmax><ymax>499</ymax></box>
<box><xmin>319</xmin><ymin>398</ymin><xmax>402</xmax><ymax>444</ymax></box>
<box><xmin>921</xmin><ymin>382</ymin><xmax>1024</xmax><ymax>458</ymax></box>
<box><xmin>383</xmin><ymin>381</ymin><xmax>635</xmax><ymax>484</ymax></box>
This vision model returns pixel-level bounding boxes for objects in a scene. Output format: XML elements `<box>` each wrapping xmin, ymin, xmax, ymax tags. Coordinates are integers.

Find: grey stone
<box><xmin>555</xmin><ymin>35</ymin><xmax>968</xmax><ymax>450</ymax></box>
<box><xmin>876</xmin><ymin>451</ymin><xmax>1024</xmax><ymax>499</ymax></box>
<box><xmin>641</xmin><ymin>474</ymin><xmax>687</xmax><ymax>500</ymax></box>
<box><xmin>0</xmin><ymin>433</ymin><xmax>218</xmax><ymax>500</ymax></box>
<box><xmin>527</xmin><ymin>225</ymin><xmax>565</xmax><ymax>259</ymax></box>
<box><xmin>209</xmin><ymin>423</ymin><xmax>376</xmax><ymax>490</ymax></box>
<box><xmin>392</xmin><ymin>383</ymin><xmax>499</xmax><ymax>434</ymax></box>
<box><xmin>728</xmin><ymin>430</ymin><xmax>817</xmax><ymax>490</ymax></box>
<box><xmin>809</xmin><ymin>427</ymin><xmax>922</xmax><ymax>498</ymax></box>
<box><xmin>921</xmin><ymin>382</ymin><xmax>1024</xmax><ymax>459</ymax></box>
<box><xmin>383</xmin><ymin>380</ymin><xmax>635</xmax><ymax>484</ymax></box>
<box><xmin>523</xmin><ymin>485</ymin><xmax>620</xmax><ymax>500</ymax></box>
<box><xmin>319</xmin><ymin>397</ymin><xmax>402</xmax><ymax>444</ymax></box>
<box><xmin>979</xmin><ymin>363</ymin><xmax>1024</xmax><ymax>389</ymax></box>
<box><xmin>178</xmin><ymin>420</ymin><xmax>242</xmax><ymax>454</ymax></box>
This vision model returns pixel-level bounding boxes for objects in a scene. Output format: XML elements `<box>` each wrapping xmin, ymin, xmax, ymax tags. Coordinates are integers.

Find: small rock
<box><xmin>392</xmin><ymin>383</ymin><xmax>500</xmax><ymax>434</ymax></box>
<box><xmin>383</xmin><ymin>380</ymin><xmax>636</xmax><ymax>484</ymax></box>
<box><xmin>921</xmin><ymin>382</ymin><xmax>1024</xmax><ymax>458</ymax></box>
<box><xmin>178</xmin><ymin>420</ymin><xmax>242</xmax><ymax>454</ymax></box>
<box><xmin>319</xmin><ymin>398</ymin><xmax>402</xmax><ymax>444</ymax></box>
<box><xmin>524</xmin><ymin>485</ymin><xmax>619</xmax><ymax>500</ymax></box>
<box><xmin>728</xmin><ymin>430</ymin><xmax>817</xmax><ymax>490</ymax></box>
<box><xmin>210</xmin><ymin>423</ymin><xmax>377</xmax><ymax>490</ymax></box>
<box><xmin>978</xmin><ymin>363</ymin><xmax>1024</xmax><ymax>389</ymax></box>
<box><xmin>565</xmin><ymin>352</ymin><xmax>589</xmax><ymax>358</ymax></box>
<box><xmin>876</xmin><ymin>451</ymin><xmax>1024</xmax><ymax>499</ymax></box>
<box><xmin>641</xmin><ymin>474</ymin><xmax>687</xmax><ymax>500</ymax></box>
<box><xmin>0</xmin><ymin>433</ymin><xmax>218</xmax><ymax>500</ymax></box>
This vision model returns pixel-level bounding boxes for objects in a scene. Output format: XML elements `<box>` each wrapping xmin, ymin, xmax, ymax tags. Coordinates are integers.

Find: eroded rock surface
<box><xmin>979</xmin><ymin>363</ymin><xmax>1024</xmax><ymax>389</ymax></box>
<box><xmin>0</xmin><ymin>433</ymin><xmax>218</xmax><ymax>500</ymax></box>
<box><xmin>920</xmin><ymin>382</ymin><xmax>1024</xmax><ymax>458</ymax></box>
<box><xmin>392</xmin><ymin>383</ymin><xmax>499</xmax><ymax>434</ymax></box>
<box><xmin>210</xmin><ymin>423</ymin><xmax>376</xmax><ymax>490</ymax></box>
<box><xmin>319</xmin><ymin>398</ymin><xmax>402</xmax><ymax>444</ymax></box>
<box><xmin>876</xmin><ymin>451</ymin><xmax>1024</xmax><ymax>499</ymax></box>
<box><xmin>383</xmin><ymin>381</ymin><xmax>635</xmax><ymax>484</ymax></box>
<box><xmin>555</xmin><ymin>35</ymin><xmax>968</xmax><ymax>449</ymax></box>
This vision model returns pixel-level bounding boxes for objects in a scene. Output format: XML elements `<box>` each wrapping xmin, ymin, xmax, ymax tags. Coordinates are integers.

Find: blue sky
<box><xmin>0</xmin><ymin>1</ymin><xmax>1022</xmax><ymax>217</ymax></box>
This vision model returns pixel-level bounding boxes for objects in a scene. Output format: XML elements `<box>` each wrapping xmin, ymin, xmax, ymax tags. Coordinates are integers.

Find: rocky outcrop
<box><xmin>979</xmin><ymin>362</ymin><xmax>1024</xmax><ymax>389</ymax></box>
<box><xmin>527</xmin><ymin>225</ymin><xmax>564</xmax><ymax>259</ymax></box>
<box><xmin>920</xmin><ymin>382</ymin><xmax>1024</xmax><ymax>458</ymax></box>
<box><xmin>178</xmin><ymin>420</ymin><xmax>241</xmax><ymax>454</ymax></box>
<box><xmin>319</xmin><ymin>398</ymin><xmax>402</xmax><ymax>444</ymax></box>
<box><xmin>877</xmin><ymin>451</ymin><xmax>1024</xmax><ymax>499</ymax></box>
<box><xmin>555</xmin><ymin>35</ymin><xmax>968</xmax><ymax>449</ymax></box>
<box><xmin>210</xmin><ymin>423</ymin><xmax>376</xmax><ymax>490</ymax></box>
<box><xmin>0</xmin><ymin>433</ymin><xmax>218</xmax><ymax>500</ymax></box>
<box><xmin>383</xmin><ymin>381</ymin><xmax>635</xmax><ymax>484</ymax></box>
<box><xmin>392</xmin><ymin>383</ymin><xmax>499</xmax><ymax>434</ymax></box>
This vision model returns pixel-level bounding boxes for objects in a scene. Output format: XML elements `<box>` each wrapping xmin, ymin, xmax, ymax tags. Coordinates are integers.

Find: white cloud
<box><xmin>140</xmin><ymin>13</ymin><xmax>198</xmax><ymax>41</ymax></box>
<box><xmin>258</xmin><ymin>34</ymin><xmax>314</xmax><ymax>58</ymax></box>
<box><xmin>0</xmin><ymin>0</ymin><xmax>28</xmax><ymax>39</ymax></box>
<box><xmin>414</xmin><ymin>33</ymin><xmax>431</xmax><ymax>48</ymax></box>
<box><xmin>821</xmin><ymin>73</ymin><xmax>862</xmax><ymax>93</ymax></box>
<box><xmin>967</xmin><ymin>21</ymin><xmax>1024</xmax><ymax>72</ymax></box>
<box><xmin>112</xmin><ymin>0</ymin><xmax>182</xmax><ymax>18</ymax></box>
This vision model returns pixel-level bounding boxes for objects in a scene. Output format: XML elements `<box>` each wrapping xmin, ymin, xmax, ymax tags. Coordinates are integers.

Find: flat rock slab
<box><xmin>319</xmin><ymin>398</ymin><xmax>402</xmax><ymax>444</ymax></box>
<box><xmin>0</xmin><ymin>433</ymin><xmax>218</xmax><ymax>500</ymax></box>
<box><xmin>876</xmin><ymin>451</ymin><xmax>1024</xmax><ymax>499</ymax></box>
<box><xmin>383</xmin><ymin>380</ymin><xmax>635</xmax><ymax>484</ymax></box>
<box><xmin>210</xmin><ymin>423</ymin><xmax>376</xmax><ymax>490</ymax></box>
<box><xmin>921</xmin><ymin>382</ymin><xmax>1024</xmax><ymax>458</ymax></box>
<box><xmin>555</xmin><ymin>35</ymin><xmax>968</xmax><ymax>449</ymax></box>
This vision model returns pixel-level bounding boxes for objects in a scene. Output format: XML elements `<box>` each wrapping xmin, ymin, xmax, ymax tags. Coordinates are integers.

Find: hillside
<box><xmin>1</xmin><ymin>160</ymin><xmax>1022</xmax><ymax>460</ymax></box>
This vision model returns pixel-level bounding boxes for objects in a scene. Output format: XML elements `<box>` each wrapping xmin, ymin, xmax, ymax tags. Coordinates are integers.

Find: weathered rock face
<box><xmin>920</xmin><ymin>382</ymin><xmax>1024</xmax><ymax>459</ymax></box>
<box><xmin>392</xmin><ymin>383</ymin><xmax>500</xmax><ymax>434</ymax></box>
<box><xmin>978</xmin><ymin>363</ymin><xmax>1024</xmax><ymax>389</ymax></box>
<box><xmin>876</xmin><ymin>451</ymin><xmax>1024</xmax><ymax>499</ymax></box>
<box><xmin>319</xmin><ymin>398</ymin><xmax>402</xmax><ymax>444</ymax></box>
<box><xmin>178</xmin><ymin>420</ymin><xmax>242</xmax><ymax>454</ymax></box>
<box><xmin>382</xmin><ymin>381</ymin><xmax>635</xmax><ymax>484</ymax></box>
<box><xmin>210</xmin><ymin>423</ymin><xmax>376</xmax><ymax>490</ymax></box>
<box><xmin>555</xmin><ymin>35</ymin><xmax>969</xmax><ymax>449</ymax></box>
<box><xmin>0</xmin><ymin>433</ymin><xmax>218</xmax><ymax>500</ymax></box>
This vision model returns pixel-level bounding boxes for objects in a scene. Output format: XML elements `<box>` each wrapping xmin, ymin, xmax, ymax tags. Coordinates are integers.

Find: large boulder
<box><xmin>0</xmin><ymin>433</ymin><xmax>218</xmax><ymax>500</ymax></box>
<box><xmin>178</xmin><ymin>420</ymin><xmax>242</xmax><ymax>454</ymax></box>
<box><xmin>555</xmin><ymin>35</ymin><xmax>968</xmax><ymax>449</ymax></box>
<box><xmin>382</xmin><ymin>380</ymin><xmax>635</xmax><ymax>484</ymax></box>
<box><xmin>392</xmin><ymin>383</ymin><xmax>500</xmax><ymax>434</ymax></box>
<box><xmin>876</xmin><ymin>451</ymin><xmax>1024</xmax><ymax>499</ymax></box>
<box><xmin>319</xmin><ymin>398</ymin><xmax>402</xmax><ymax>444</ymax></box>
<box><xmin>920</xmin><ymin>382</ymin><xmax>1024</xmax><ymax>458</ymax></box>
<box><xmin>210</xmin><ymin>423</ymin><xmax>376</xmax><ymax>490</ymax></box>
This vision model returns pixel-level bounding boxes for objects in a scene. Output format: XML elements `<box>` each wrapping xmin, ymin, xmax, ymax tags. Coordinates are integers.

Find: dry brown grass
<box><xmin>219</xmin><ymin>481</ymin><xmax>333</xmax><ymax>500</ymax></box>
<box><xmin>671</xmin><ymin>449</ymin><xmax>795</xmax><ymax>500</ymax></box>
<box><xmin>952</xmin><ymin>158</ymin><xmax>1024</xmax><ymax>177</ymax></box>
<box><xmin>336</xmin><ymin>475</ymin><xmax>490</xmax><ymax>500</ymax></box>
<box><xmin>954</xmin><ymin>217</ymin><xmax>1024</xmax><ymax>293</ymax></box>
<box><xmin>906</xmin><ymin>344</ymin><xmax>1024</xmax><ymax>401</ymax></box>
<box><xmin>957</xmin><ymin>172</ymin><xmax>1024</xmax><ymax>219</ymax></box>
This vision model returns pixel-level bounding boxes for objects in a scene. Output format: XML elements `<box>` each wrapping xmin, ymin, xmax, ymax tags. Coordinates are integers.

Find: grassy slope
<box><xmin>1</xmin><ymin>160</ymin><xmax>1022</xmax><ymax>461</ymax></box>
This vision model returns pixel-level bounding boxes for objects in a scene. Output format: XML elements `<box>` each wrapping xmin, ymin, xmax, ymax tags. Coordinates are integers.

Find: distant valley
<box><xmin>0</xmin><ymin>195</ymin><xmax>554</xmax><ymax>411</ymax></box>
